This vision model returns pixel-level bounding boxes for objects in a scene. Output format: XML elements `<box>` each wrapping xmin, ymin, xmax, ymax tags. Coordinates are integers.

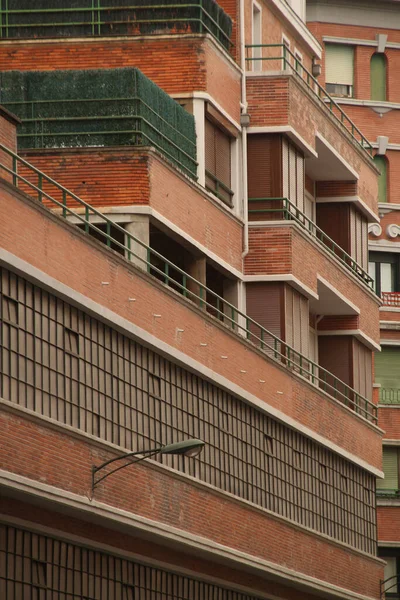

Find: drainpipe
<box><xmin>240</xmin><ymin>0</ymin><xmax>249</xmax><ymax>258</ymax></box>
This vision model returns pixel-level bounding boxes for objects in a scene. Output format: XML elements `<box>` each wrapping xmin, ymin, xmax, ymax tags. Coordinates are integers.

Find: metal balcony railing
<box><xmin>0</xmin><ymin>143</ymin><xmax>378</xmax><ymax>423</ymax></box>
<box><xmin>377</xmin><ymin>488</ymin><xmax>400</xmax><ymax>498</ymax></box>
<box><xmin>245</xmin><ymin>43</ymin><xmax>373</xmax><ymax>158</ymax></box>
<box><xmin>380</xmin><ymin>389</ymin><xmax>400</xmax><ymax>405</ymax></box>
<box><xmin>2</xmin><ymin>95</ymin><xmax>198</xmax><ymax>179</ymax></box>
<box><xmin>248</xmin><ymin>197</ymin><xmax>374</xmax><ymax>288</ymax></box>
<box><xmin>381</xmin><ymin>575</ymin><xmax>400</xmax><ymax>598</ymax></box>
<box><xmin>381</xmin><ymin>292</ymin><xmax>400</xmax><ymax>307</ymax></box>
<box><xmin>0</xmin><ymin>0</ymin><xmax>233</xmax><ymax>50</ymax></box>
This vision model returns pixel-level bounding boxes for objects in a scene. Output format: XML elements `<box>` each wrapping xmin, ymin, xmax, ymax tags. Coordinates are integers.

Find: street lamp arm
<box><xmin>91</xmin><ymin>439</ymin><xmax>204</xmax><ymax>494</ymax></box>
<box><xmin>92</xmin><ymin>448</ymin><xmax>163</xmax><ymax>492</ymax></box>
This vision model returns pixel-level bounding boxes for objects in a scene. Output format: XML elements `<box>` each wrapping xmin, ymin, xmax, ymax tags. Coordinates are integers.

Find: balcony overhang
<box><xmin>310</xmin><ymin>276</ymin><xmax>360</xmax><ymax>316</ymax></box>
<box><xmin>305</xmin><ymin>134</ymin><xmax>358</xmax><ymax>182</ymax></box>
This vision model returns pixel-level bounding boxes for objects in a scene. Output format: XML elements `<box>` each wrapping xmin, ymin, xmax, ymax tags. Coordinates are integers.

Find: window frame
<box><xmin>204</xmin><ymin>115</ymin><xmax>234</xmax><ymax>206</ymax></box>
<box><xmin>325</xmin><ymin>43</ymin><xmax>355</xmax><ymax>98</ymax></box>
<box><xmin>368</xmin><ymin>251</ymin><xmax>399</xmax><ymax>296</ymax></box>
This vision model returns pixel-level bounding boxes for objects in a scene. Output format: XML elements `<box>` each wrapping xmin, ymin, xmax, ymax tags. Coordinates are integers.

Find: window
<box><xmin>294</xmin><ymin>49</ymin><xmax>303</xmax><ymax>74</ymax></box>
<box><xmin>377</xmin><ymin>447</ymin><xmax>400</xmax><ymax>495</ymax></box>
<box><xmin>325</xmin><ymin>44</ymin><xmax>354</xmax><ymax>97</ymax></box>
<box><xmin>368</xmin><ymin>252</ymin><xmax>398</xmax><ymax>295</ymax></box>
<box><xmin>375</xmin><ymin>347</ymin><xmax>400</xmax><ymax>401</ymax></box>
<box><xmin>370</xmin><ymin>53</ymin><xmax>387</xmax><ymax>101</ymax></box>
<box><xmin>205</xmin><ymin>118</ymin><xmax>233</xmax><ymax>205</ymax></box>
<box><xmin>381</xmin><ymin>556</ymin><xmax>398</xmax><ymax>595</ymax></box>
<box><xmin>374</xmin><ymin>154</ymin><xmax>388</xmax><ymax>203</ymax></box>
<box><xmin>282</xmin><ymin>137</ymin><xmax>305</xmax><ymax>213</ymax></box>
<box><xmin>252</xmin><ymin>2</ymin><xmax>262</xmax><ymax>71</ymax></box>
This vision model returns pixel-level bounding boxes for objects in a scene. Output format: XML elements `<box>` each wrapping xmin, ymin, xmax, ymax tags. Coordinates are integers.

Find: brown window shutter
<box><xmin>205</xmin><ymin>117</ymin><xmax>232</xmax><ymax>204</ymax></box>
<box><xmin>205</xmin><ymin>118</ymin><xmax>216</xmax><ymax>174</ymax></box>
<box><xmin>215</xmin><ymin>127</ymin><xmax>231</xmax><ymax>188</ymax></box>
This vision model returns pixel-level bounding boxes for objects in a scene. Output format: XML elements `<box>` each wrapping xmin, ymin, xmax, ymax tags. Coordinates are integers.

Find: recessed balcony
<box><xmin>0</xmin><ymin>0</ymin><xmax>233</xmax><ymax>51</ymax></box>
<box><xmin>248</xmin><ymin>196</ymin><xmax>373</xmax><ymax>289</ymax></box>
<box><xmin>379</xmin><ymin>388</ymin><xmax>400</xmax><ymax>405</ymax></box>
<box><xmin>245</xmin><ymin>43</ymin><xmax>372</xmax><ymax>158</ymax></box>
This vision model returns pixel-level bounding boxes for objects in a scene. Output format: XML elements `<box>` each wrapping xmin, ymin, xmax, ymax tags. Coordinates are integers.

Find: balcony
<box><xmin>248</xmin><ymin>197</ymin><xmax>373</xmax><ymax>289</ymax></box>
<box><xmin>0</xmin><ymin>67</ymin><xmax>197</xmax><ymax>180</ymax></box>
<box><xmin>245</xmin><ymin>43</ymin><xmax>372</xmax><ymax>157</ymax></box>
<box><xmin>382</xmin><ymin>292</ymin><xmax>400</xmax><ymax>307</ymax></box>
<box><xmin>0</xmin><ymin>142</ymin><xmax>378</xmax><ymax>424</ymax></box>
<box><xmin>0</xmin><ymin>0</ymin><xmax>232</xmax><ymax>51</ymax></box>
<box><xmin>380</xmin><ymin>388</ymin><xmax>400</xmax><ymax>405</ymax></box>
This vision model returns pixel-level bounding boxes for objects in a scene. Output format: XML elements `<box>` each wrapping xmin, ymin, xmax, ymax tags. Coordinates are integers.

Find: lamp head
<box><xmin>160</xmin><ymin>439</ymin><xmax>205</xmax><ymax>458</ymax></box>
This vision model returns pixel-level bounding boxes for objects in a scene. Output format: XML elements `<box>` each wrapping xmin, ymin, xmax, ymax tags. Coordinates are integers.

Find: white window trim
<box><xmin>282</xmin><ymin>34</ymin><xmax>292</xmax><ymax>68</ymax></box>
<box><xmin>252</xmin><ymin>1</ymin><xmax>262</xmax><ymax>72</ymax></box>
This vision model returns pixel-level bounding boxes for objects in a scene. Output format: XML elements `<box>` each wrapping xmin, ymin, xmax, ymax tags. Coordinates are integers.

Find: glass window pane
<box><xmin>381</xmin><ymin>262</ymin><xmax>395</xmax><ymax>292</ymax></box>
<box><xmin>368</xmin><ymin>262</ymin><xmax>376</xmax><ymax>291</ymax></box>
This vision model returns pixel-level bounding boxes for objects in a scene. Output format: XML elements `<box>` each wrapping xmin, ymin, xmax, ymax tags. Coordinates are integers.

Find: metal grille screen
<box><xmin>0</xmin><ymin>523</ymin><xmax>259</xmax><ymax>600</ymax></box>
<box><xmin>0</xmin><ymin>267</ymin><xmax>377</xmax><ymax>554</ymax></box>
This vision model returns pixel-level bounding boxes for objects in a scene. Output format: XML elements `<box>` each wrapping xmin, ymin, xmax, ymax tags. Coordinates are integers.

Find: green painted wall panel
<box><xmin>377</xmin><ymin>448</ymin><xmax>398</xmax><ymax>490</ymax></box>
<box><xmin>374</xmin><ymin>155</ymin><xmax>387</xmax><ymax>203</ymax></box>
<box><xmin>371</xmin><ymin>53</ymin><xmax>386</xmax><ymax>101</ymax></box>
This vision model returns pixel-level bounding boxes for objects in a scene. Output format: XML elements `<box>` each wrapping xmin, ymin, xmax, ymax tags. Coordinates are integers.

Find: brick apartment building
<box><xmin>307</xmin><ymin>0</ymin><xmax>400</xmax><ymax>595</ymax></box>
<box><xmin>0</xmin><ymin>1</ymin><xmax>387</xmax><ymax>599</ymax></box>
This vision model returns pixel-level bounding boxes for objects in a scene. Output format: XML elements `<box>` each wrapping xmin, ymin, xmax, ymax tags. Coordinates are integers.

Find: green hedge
<box><xmin>0</xmin><ymin>0</ymin><xmax>232</xmax><ymax>50</ymax></box>
<box><xmin>0</xmin><ymin>68</ymin><xmax>197</xmax><ymax>179</ymax></box>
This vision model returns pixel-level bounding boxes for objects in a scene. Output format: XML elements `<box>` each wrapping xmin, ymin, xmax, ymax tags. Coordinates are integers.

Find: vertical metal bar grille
<box><xmin>0</xmin><ymin>267</ymin><xmax>377</xmax><ymax>555</ymax></box>
<box><xmin>0</xmin><ymin>523</ymin><xmax>260</xmax><ymax>600</ymax></box>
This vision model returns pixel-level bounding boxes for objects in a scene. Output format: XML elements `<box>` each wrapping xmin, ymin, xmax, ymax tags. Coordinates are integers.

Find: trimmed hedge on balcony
<box><xmin>0</xmin><ymin>68</ymin><xmax>197</xmax><ymax>179</ymax></box>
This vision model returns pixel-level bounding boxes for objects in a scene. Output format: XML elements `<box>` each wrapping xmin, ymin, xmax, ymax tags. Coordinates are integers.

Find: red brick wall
<box><xmin>0</xmin><ymin>180</ymin><xmax>383</xmax><ymax>467</ymax></box>
<box><xmin>0</xmin><ymin>409</ymin><xmax>384</xmax><ymax>599</ymax></box>
<box><xmin>377</xmin><ymin>506</ymin><xmax>400</xmax><ymax>541</ymax></box>
<box><xmin>318</xmin><ymin>315</ymin><xmax>359</xmax><ymax>331</ymax></box>
<box><xmin>0</xmin><ymin>36</ymin><xmax>241</xmax><ymax>122</ymax></box>
<box><xmin>378</xmin><ymin>407</ymin><xmax>400</xmax><ymax>439</ymax></box>
<box><xmin>316</xmin><ymin>181</ymin><xmax>358</xmax><ymax>197</ymax></box>
<box><xmin>245</xmin><ymin>225</ymin><xmax>380</xmax><ymax>344</ymax></box>
<box><xmin>0</xmin><ymin>498</ymin><xmax>317</xmax><ymax>600</ymax></box>
<box><xmin>18</xmin><ymin>147</ymin><xmax>243</xmax><ymax>272</ymax></box>
<box><xmin>307</xmin><ymin>22</ymin><xmax>400</xmax><ymax>103</ymax></box>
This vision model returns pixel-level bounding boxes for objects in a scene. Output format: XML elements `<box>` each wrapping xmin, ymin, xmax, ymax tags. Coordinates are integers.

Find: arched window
<box><xmin>370</xmin><ymin>53</ymin><xmax>387</xmax><ymax>101</ymax></box>
<box><xmin>374</xmin><ymin>155</ymin><xmax>388</xmax><ymax>203</ymax></box>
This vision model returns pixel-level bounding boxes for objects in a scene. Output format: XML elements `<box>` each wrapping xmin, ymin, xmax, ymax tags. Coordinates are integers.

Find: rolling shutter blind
<box><xmin>374</xmin><ymin>155</ymin><xmax>387</xmax><ymax>203</ymax></box>
<box><xmin>375</xmin><ymin>347</ymin><xmax>400</xmax><ymax>389</ymax></box>
<box><xmin>371</xmin><ymin>54</ymin><xmax>386</xmax><ymax>101</ymax></box>
<box><xmin>285</xmin><ymin>286</ymin><xmax>309</xmax><ymax>356</ymax></box>
<box><xmin>352</xmin><ymin>339</ymin><xmax>372</xmax><ymax>400</ymax></box>
<box><xmin>325</xmin><ymin>45</ymin><xmax>354</xmax><ymax>85</ymax></box>
<box><xmin>205</xmin><ymin>117</ymin><xmax>232</xmax><ymax>204</ymax></box>
<box><xmin>377</xmin><ymin>448</ymin><xmax>398</xmax><ymax>490</ymax></box>
<box><xmin>205</xmin><ymin>119</ymin><xmax>216</xmax><ymax>175</ymax></box>
<box><xmin>350</xmin><ymin>207</ymin><xmax>368</xmax><ymax>269</ymax></box>
<box><xmin>282</xmin><ymin>137</ymin><xmax>305</xmax><ymax>212</ymax></box>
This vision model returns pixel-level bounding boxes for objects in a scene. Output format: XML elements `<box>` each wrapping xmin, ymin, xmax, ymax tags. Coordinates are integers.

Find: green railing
<box><xmin>248</xmin><ymin>197</ymin><xmax>374</xmax><ymax>288</ymax></box>
<box><xmin>380</xmin><ymin>388</ymin><xmax>400</xmax><ymax>405</ymax></box>
<box><xmin>0</xmin><ymin>0</ymin><xmax>232</xmax><ymax>50</ymax></box>
<box><xmin>205</xmin><ymin>169</ymin><xmax>233</xmax><ymax>206</ymax></box>
<box><xmin>377</xmin><ymin>489</ymin><xmax>400</xmax><ymax>497</ymax></box>
<box><xmin>245</xmin><ymin>43</ymin><xmax>373</xmax><ymax>157</ymax></box>
<box><xmin>0</xmin><ymin>142</ymin><xmax>377</xmax><ymax>423</ymax></box>
<box><xmin>2</xmin><ymin>96</ymin><xmax>198</xmax><ymax>179</ymax></box>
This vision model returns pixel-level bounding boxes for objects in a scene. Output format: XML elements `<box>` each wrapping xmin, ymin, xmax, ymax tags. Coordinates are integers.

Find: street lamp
<box><xmin>91</xmin><ymin>439</ymin><xmax>205</xmax><ymax>493</ymax></box>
